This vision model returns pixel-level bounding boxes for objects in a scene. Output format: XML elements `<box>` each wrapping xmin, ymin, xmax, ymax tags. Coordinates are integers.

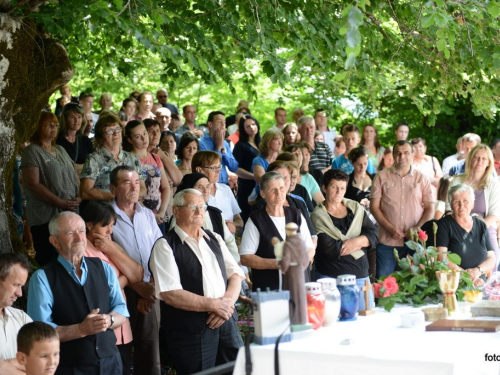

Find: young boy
<box><xmin>16</xmin><ymin>322</ymin><xmax>60</xmax><ymax>375</ymax></box>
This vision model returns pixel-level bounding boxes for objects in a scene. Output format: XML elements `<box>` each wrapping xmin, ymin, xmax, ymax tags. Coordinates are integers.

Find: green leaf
<box><xmin>434</xmin><ymin>0</ymin><xmax>444</xmax><ymax>6</ymax></box>
<box><xmin>344</xmin><ymin>53</ymin><xmax>356</xmax><ymax>69</ymax></box>
<box><xmin>399</xmin><ymin>258</ymin><xmax>410</xmax><ymax>270</ymax></box>
<box><xmin>333</xmin><ymin>71</ymin><xmax>348</xmax><ymax>82</ymax></box>
<box><xmin>434</xmin><ymin>13</ymin><xmax>448</xmax><ymax>27</ymax></box>
<box><xmin>444</xmin><ymin>48</ymin><xmax>450</xmax><ymax>59</ymax></box>
<box><xmin>489</xmin><ymin>1</ymin><xmax>500</xmax><ymax>18</ymax></box>
<box><xmin>448</xmin><ymin>253</ymin><xmax>461</xmax><ymax>265</ymax></box>
<box><xmin>422</xmin><ymin>13</ymin><xmax>436</xmax><ymax>28</ymax></box>
<box><xmin>346</xmin><ymin>28</ymin><xmax>361</xmax><ymax>48</ymax></box>
<box><xmin>348</xmin><ymin>7</ymin><xmax>364</xmax><ymax>28</ymax></box>
<box><xmin>437</xmin><ymin>39</ymin><xmax>446</xmax><ymax>51</ymax></box>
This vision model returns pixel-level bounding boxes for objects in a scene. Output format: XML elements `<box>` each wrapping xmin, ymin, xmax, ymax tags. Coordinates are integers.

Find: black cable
<box><xmin>274</xmin><ymin>299</ymin><xmax>296</xmax><ymax>375</ymax></box>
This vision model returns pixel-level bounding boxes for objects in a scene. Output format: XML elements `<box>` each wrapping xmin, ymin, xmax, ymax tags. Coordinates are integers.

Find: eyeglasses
<box><xmin>178</xmin><ymin>204</ymin><xmax>208</xmax><ymax>212</ymax></box>
<box><xmin>202</xmin><ymin>165</ymin><xmax>222</xmax><ymax>171</ymax></box>
<box><xmin>103</xmin><ymin>127</ymin><xmax>123</xmax><ymax>135</ymax></box>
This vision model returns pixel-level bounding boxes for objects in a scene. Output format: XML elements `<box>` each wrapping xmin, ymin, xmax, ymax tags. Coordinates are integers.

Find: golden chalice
<box><xmin>463</xmin><ymin>290</ymin><xmax>483</xmax><ymax>304</ymax></box>
<box><xmin>436</xmin><ymin>270</ymin><xmax>460</xmax><ymax>315</ymax></box>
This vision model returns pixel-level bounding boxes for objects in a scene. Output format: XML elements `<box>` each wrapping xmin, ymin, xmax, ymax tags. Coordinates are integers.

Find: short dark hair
<box><xmin>110</xmin><ymin>165</ymin><xmax>135</xmax><ymax>187</ymax></box>
<box><xmin>275</xmin><ymin>107</ymin><xmax>286</xmax><ymax>116</ymax></box>
<box><xmin>0</xmin><ymin>253</ymin><xmax>30</xmax><ymax>281</ymax></box>
<box><xmin>395</xmin><ymin>121</ymin><xmax>409</xmax><ymax>130</ymax></box>
<box><xmin>322</xmin><ymin>169</ymin><xmax>349</xmax><ymax>189</ymax></box>
<box><xmin>81</xmin><ymin>201</ymin><xmax>117</xmax><ymax>229</ymax></box>
<box><xmin>207</xmin><ymin>111</ymin><xmax>225</xmax><ymax>124</ymax></box>
<box><xmin>178</xmin><ymin>133</ymin><xmax>199</xmax><ymax>162</ymax></box>
<box><xmin>182</xmin><ymin>105</ymin><xmax>195</xmax><ymax>114</ymax></box>
<box><xmin>171</xmin><ymin>113</ymin><xmax>181</xmax><ymax>121</ymax></box>
<box><xmin>143</xmin><ymin>118</ymin><xmax>161</xmax><ymax>130</ymax></box>
<box><xmin>342</xmin><ymin>124</ymin><xmax>360</xmax><ymax>136</ymax></box>
<box><xmin>137</xmin><ymin>91</ymin><xmax>153</xmax><ymax>103</ymax></box>
<box><xmin>79</xmin><ymin>91</ymin><xmax>94</xmax><ymax>101</ymax></box>
<box><xmin>348</xmin><ymin>146</ymin><xmax>369</xmax><ymax>164</ymax></box>
<box><xmin>17</xmin><ymin>322</ymin><xmax>58</xmax><ymax>355</ymax></box>
<box><xmin>491</xmin><ymin>138</ymin><xmax>500</xmax><ymax>149</ymax></box>
<box><xmin>410</xmin><ymin>137</ymin><xmax>426</xmax><ymax>147</ymax></box>
<box><xmin>393</xmin><ymin>140</ymin><xmax>414</xmax><ymax>154</ymax></box>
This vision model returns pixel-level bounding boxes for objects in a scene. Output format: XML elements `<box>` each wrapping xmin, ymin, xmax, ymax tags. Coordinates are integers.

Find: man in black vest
<box><xmin>150</xmin><ymin>189</ymin><xmax>244</xmax><ymax>375</ymax></box>
<box><xmin>27</xmin><ymin>212</ymin><xmax>129</xmax><ymax>375</ymax></box>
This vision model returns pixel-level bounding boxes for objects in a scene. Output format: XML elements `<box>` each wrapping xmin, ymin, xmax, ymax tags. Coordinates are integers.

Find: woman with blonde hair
<box><xmin>448</xmin><ymin>144</ymin><xmax>500</xmax><ymax>268</ymax></box>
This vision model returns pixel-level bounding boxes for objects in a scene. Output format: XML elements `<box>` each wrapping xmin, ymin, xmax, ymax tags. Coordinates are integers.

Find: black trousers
<box><xmin>55</xmin><ymin>351</ymin><xmax>122</xmax><ymax>375</ymax></box>
<box><xmin>166</xmin><ymin>315</ymin><xmax>243</xmax><ymax>375</ymax></box>
<box><xmin>124</xmin><ymin>287</ymin><xmax>161</xmax><ymax>375</ymax></box>
<box><xmin>30</xmin><ymin>222</ymin><xmax>58</xmax><ymax>266</ymax></box>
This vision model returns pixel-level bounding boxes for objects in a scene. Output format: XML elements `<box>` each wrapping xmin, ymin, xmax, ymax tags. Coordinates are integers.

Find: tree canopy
<box><xmin>15</xmin><ymin>0</ymin><xmax>500</xmax><ymax>126</ymax></box>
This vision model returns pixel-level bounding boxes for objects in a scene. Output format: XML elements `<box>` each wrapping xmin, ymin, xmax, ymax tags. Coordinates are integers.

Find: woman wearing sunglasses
<box><xmin>80</xmin><ymin>112</ymin><xmax>145</xmax><ymax>203</ymax></box>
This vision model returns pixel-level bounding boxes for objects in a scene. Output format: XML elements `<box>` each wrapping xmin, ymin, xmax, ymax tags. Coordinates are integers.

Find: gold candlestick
<box><xmin>436</xmin><ymin>270</ymin><xmax>460</xmax><ymax>315</ymax></box>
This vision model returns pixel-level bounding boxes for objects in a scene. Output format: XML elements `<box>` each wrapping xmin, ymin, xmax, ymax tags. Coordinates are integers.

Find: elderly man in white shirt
<box><xmin>150</xmin><ymin>188</ymin><xmax>244</xmax><ymax>375</ymax></box>
<box><xmin>109</xmin><ymin>165</ymin><xmax>163</xmax><ymax>375</ymax></box>
<box><xmin>0</xmin><ymin>254</ymin><xmax>32</xmax><ymax>375</ymax></box>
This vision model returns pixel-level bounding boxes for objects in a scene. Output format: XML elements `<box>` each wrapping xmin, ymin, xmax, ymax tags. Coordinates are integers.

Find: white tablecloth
<box><xmin>233</xmin><ymin>305</ymin><xmax>500</xmax><ymax>375</ymax></box>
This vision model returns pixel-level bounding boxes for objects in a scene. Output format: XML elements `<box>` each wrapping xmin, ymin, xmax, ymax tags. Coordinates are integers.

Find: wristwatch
<box><xmin>477</xmin><ymin>266</ymin><xmax>483</xmax><ymax>275</ymax></box>
<box><xmin>108</xmin><ymin>314</ymin><xmax>115</xmax><ymax>329</ymax></box>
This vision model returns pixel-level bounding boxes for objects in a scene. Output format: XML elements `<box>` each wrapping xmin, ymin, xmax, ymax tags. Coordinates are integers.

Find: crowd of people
<box><xmin>3</xmin><ymin>85</ymin><xmax>500</xmax><ymax>374</ymax></box>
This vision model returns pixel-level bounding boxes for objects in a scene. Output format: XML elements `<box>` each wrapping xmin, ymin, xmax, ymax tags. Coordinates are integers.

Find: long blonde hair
<box><xmin>460</xmin><ymin>144</ymin><xmax>494</xmax><ymax>190</ymax></box>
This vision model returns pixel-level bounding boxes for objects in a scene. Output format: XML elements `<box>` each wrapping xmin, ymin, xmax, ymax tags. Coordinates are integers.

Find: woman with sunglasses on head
<box><xmin>233</xmin><ymin>114</ymin><xmax>261</xmax><ymax>222</ymax></box>
<box><xmin>80</xmin><ymin>112</ymin><xmax>146</xmax><ymax>203</ymax></box>
<box><xmin>21</xmin><ymin>111</ymin><xmax>81</xmax><ymax>266</ymax></box>
<box><xmin>56</xmin><ymin>102</ymin><xmax>94</xmax><ymax>176</ymax></box>
<box><xmin>124</xmin><ymin>120</ymin><xmax>171</xmax><ymax>234</ymax></box>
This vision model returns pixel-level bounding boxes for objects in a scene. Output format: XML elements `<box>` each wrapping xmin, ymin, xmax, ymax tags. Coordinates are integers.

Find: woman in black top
<box><xmin>56</xmin><ymin>102</ymin><xmax>94</xmax><ymax>176</ymax></box>
<box><xmin>233</xmin><ymin>114</ymin><xmax>261</xmax><ymax>223</ymax></box>
<box><xmin>436</xmin><ymin>183</ymin><xmax>496</xmax><ymax>287</ymax></box>
<box><xmin>345</xmin><ymin>146</ymin><xmax>374</xmax><ymax>206</ymax></box>
<box><xmin>311</xmin><ymin>169</ymin><xmax>378</xmax><ymax>310</ymax></box>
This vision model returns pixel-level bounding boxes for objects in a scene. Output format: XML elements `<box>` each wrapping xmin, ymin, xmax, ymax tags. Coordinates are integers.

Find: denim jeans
<box><xmin>376</xmin><ymin>242</ymin><xmax>414</xmax><ymax>278</ymax></box>
<box><xmin>316</xmin><ymin>272</ymin><xmax>374</xmax><ymax>312</ymax></box>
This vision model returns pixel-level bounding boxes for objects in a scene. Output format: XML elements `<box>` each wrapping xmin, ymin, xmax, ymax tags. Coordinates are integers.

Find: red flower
<box><xmin>373</xmin><ymin>283</ymin><xmax>382</xmax><ymax>298</ymax></box>
<box><xmin>418</xmin><ymin>229</ymin><xmax>428</xmax><ymax>242</ymax></box>
<box><xmin>419</xmin><ymin>264</ymin><xmax>425</xmax><ymax>270</ymax></box>
<box><xmin>382</xmin><ymin>276</ymin><xmax>399</xmax><ymax>296</ymax></box>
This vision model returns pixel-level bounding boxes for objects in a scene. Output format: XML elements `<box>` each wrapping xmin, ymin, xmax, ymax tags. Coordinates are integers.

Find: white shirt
<box><xmin>0</xmin><ymin>307</ymin><xmax>32</xmax><ymax>360</ymax></box>
<box><xmin>321</xmin><ymin>128</ymin><xmax>338</xmax><ymax>154</ymax></box>
<box><xmin>441</xmin><ymin>153</ymin><xmax>459</xmax><ymax>176</ymax></box>
<box><xmin>150</xmin><ymin>226</ymin><xmax>244</xmax><ymax>299</ymax></box>
<box><xmin>169</xmin><ymin>211</ymin><xmax>240</xmax><ymax>262</ymax></box>
<box><xmin>208</xmin><ymin>183</ymin><xmax>242</xmax><ymax>222</ymax></box>
<box><xmin>240</xmin><ymin>214</ymin><xmax>314</xmax><ymax>256</ymax></box>
<box><xmin>111</xmin><ymin>201</ymin><xmax>163</xmax><ymax>282</ymax></box>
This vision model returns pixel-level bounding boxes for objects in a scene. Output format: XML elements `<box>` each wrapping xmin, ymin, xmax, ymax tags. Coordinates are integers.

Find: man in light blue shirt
<box><xmin>27</xmin><ymin>211</ymin><xmax>128</xmax><ymax>375</ymax></box>
<box><xmin>198</xmin><ymin>111</ymin><xmax>238</xmax><ymax>184</ymax></box>
<box><xmin>331</xmin><ymin>124</ymin><xmax>376</xmax><ymax>174</ymax></box>
<box><xmin>109</xmin><ymin>165</ymin><xmax>163</xmax><ymax>375</ymax></box>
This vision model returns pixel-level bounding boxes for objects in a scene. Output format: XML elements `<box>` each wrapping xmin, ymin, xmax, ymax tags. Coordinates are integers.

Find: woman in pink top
<box><xmin>123</xmin><ymin>120</ymin><xmax>170</xmax><ymax>233</ymax></box>
<box><xmin>82</xmin><ymin>201</ymin><xmax>144</xmax><ymax>375</ymax></box>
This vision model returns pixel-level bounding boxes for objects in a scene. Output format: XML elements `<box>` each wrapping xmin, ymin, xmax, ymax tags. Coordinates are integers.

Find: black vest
<box><xmin>44</xmin><ymin>257</ymin><xmax>117</xmax><ymax>366</ymax></box>
<box><xmin>160</xmin><ymin>229</ymin><xmax>236</xmax><ymax>333</ymax></box>
<box><xmin>249</xmin><ymin>206</ymin><xmax>302</xmax><ymax>291</ymax></box>
<box><xmin>207</xmin><ymin>205</ymin><xmax>225</xmax><ymax>239</ymax></box>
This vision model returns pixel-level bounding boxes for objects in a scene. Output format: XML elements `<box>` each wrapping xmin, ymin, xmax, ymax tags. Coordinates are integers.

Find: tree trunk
<box><xmin>0</xmin><ymin>14</ymin><xmax>73</xmax><ymax>254</ymax></box>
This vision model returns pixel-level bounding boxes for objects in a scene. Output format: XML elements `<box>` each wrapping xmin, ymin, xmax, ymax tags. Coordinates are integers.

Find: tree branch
<box><xmin>390</xmin><ymin>5</ymin><xmax>424</xmax><ymax>63</ymax></box>
<box><xmin>461</xmin><ymin>9</ymin><xmax>474</xmax><ymax>56</ymax></box>
<box><xmin>362</xmin><ymin>10</ymin><xmax>390</xmax><ymax>40</ymax></box>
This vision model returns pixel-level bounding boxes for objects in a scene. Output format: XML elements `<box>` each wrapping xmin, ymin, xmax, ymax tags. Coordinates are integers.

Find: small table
<box><xmin>233</xmin><ymin>305</ymin><xmax>500</xmax><ymax>375</ymax></box>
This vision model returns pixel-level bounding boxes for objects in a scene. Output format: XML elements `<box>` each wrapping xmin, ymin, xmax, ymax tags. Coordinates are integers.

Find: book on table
<box><xmin>426</xmin><ymin>319</ymin><xmax>500</xmax><ymax>332</ymax></box>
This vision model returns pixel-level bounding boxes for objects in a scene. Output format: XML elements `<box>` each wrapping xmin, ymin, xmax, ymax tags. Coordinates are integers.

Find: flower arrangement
<box><xmin>374</xmin><ymin>223</ymin><xmax>474</xmax><ymax>312</ymax></box>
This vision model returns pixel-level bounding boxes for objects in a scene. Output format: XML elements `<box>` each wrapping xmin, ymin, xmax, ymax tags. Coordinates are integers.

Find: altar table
<box><xmin>233</xmin><ymin>305</ymin><xmax>500</xmax><ymax>375</ymax></box>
